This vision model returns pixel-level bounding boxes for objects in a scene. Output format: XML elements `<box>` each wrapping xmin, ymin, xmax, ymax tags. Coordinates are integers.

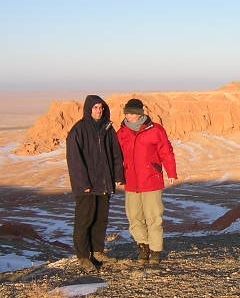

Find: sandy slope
<box><xmin>1</xmin><ymin>130</ymin><xmax>240</xmax><ymax>189</ymax></box>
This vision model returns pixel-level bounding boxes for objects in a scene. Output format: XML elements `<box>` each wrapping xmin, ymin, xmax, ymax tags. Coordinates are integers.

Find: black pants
<box><xmin>73</xmin><ymin>193</ymin><xmax>110</xmax><ymax>258</ymax></box>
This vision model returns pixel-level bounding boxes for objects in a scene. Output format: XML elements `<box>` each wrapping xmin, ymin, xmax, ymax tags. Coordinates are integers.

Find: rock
<box><xmin>0</xmin><ymin>222</ymin><xmax>43</xmax><ymax>240</ymax></box>
<box><xmin>50</xmin><ymin>241</ymin><xmax>73</xmax><ymax>252</ymax></box>
<box><xmin>15</xmin><ymin>85</ymin><xmax>240</xmax><ymax>155</ymax></box>
<box><xmin>105</xmin><ymin>233</ymin><xmax>120</xmax><ymax>242</ymax></box>
<box><xmin>210</xmin><ymin>206</ymin><xmax>240</xmax><ymax>231</ymax></box>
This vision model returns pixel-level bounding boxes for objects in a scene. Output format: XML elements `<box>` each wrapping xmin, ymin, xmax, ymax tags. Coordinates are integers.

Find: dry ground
<box><xmin>0</xmin><ymin>234</ymin><xmax>239</xmax><ymax>298</ymax></box>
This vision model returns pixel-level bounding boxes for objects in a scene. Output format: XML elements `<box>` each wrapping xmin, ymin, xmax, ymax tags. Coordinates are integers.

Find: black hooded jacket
<box><xmin>66</xmin><ymin>95</ymin><xmax>124</xmax><ymax>196</ymax></box>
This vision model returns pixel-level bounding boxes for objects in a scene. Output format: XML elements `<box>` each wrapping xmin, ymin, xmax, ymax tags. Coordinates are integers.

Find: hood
<box><xmin>83</xmin><ymin>95</ymin><xmax>110</xmax><ymax>120</ymax></box>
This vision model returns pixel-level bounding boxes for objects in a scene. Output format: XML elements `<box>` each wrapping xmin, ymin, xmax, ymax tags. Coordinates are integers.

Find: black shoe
<box><xmin>149</xmin><ymin>250</ymin><xmax>161</xmax><ymax>265</ymax></box>
<box><xmin>137</xmin><ymin>243</ymin><xmax>150</xmax><ymax>264</ymax></box>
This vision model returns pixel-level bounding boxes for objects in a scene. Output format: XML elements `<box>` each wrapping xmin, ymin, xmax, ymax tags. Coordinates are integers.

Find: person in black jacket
<box><xmin>66</xmin><ymin>95</ymin><xmax>124</xmax><ymax>271</ymax></box>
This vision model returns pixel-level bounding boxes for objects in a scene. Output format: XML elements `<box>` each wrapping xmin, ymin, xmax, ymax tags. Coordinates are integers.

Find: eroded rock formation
<box><xmin>15</xmin><ymin>86</ymin><xmax>240</xmax><ymax>155</ymax></box>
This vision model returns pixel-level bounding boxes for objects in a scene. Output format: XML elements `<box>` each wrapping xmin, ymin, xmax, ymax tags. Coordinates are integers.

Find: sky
<box><xmin>1</xmin><ymin>0</ymin><xmax>240</xmax><ymax>94</ymax></box>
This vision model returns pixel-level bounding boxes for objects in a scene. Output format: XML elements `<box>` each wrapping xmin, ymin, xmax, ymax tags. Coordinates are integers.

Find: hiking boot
<box><xmin>78</xmin><ymin>257</ymin><xmax>97</xmax><ymax>272</ymax></box>
<box><xmin>137</xmin><ymin>243</ymin><xmax>150</xmax><ymax>264</ymax></box>
<box><xmin>149</xmin><ymin>250</ymin><xmax>161</xmax><ymax>265</ymax></box>
<box><xmin>93</xmin><ymin>251</ymin><xmax>117</xmax><ymax>263</ymax></box>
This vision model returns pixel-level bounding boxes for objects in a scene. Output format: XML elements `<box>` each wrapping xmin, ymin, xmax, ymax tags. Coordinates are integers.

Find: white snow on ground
<box><xmin>214</xmin><ymin>183</ymin><xmax>240</xmax><ymax>189</ymax></box>
<box><xmin>219</xmin><ymin>219</ymin><xmax>240</xmax><ymax>234</ymax></box>
<box><xmin>173</xmin><ymin>220</ymin><xmax>240</xmax><ymax>238</ymax></box>
<box><xmin>109</xmin><ymin>207</ymin><xmax>125</xmax><ymax>213</ymax></box>
<box><xmin>118</xmin><ymin>229</ymin><xmax>132</xmax><ymax>241</ymax></box>
<box><xmin>214</xmin><ymin>173</ymin><xmax>232</xmax><ymax>183</ymax></box>
<box><xmin>206</xmin><ymin>135</ymin><xmax>240</xmax><ymax>150</ymax></box>
<box><xmin>164</xmin><ymin>195</ymin><xmax>228</xmax><ymax>223</ymax></box>
<box><xmin>174</xmin><ymin>139</ymin><xmax>214</xmax><ymax>159</ymax></box>
<box><xmin>164</xmin><ymin>216</ymin><xmax>183</xmax><ymax>224</ymax></box>
<box><xmin>52</xmin><ymin>282</ymin><xmax>107</xmax><ymax>297</ymax></box>
<box><xmin>111</xmin><ymin>219</ymin><xmax>240</xmax><ymax>240</ymax></box>
<box><xmin>167</xmin><ymin>231</ymin><xmax>210</xmax><ymax>238</ymax></box>
<box><xmin>56</xmin><ymin>174</ymin><xmax>69</xmax><ymax>188</ymax></box>
<box><xmin>0</xmin><ymin>143</ymin><xmax>18</xmax><ymax>165</ymax></box>
<box><xmin>0</xmin><ymin>195</ymin><xmax>239</xmax><ymax>273</ymax></box>
<box><xmin>203</xmin><ymin>175</ymin><xmax>232</xmax><ymax>186</ymax></box>
<box><xmin>6</xmin><ymin>207</ymin><xmax>74</xmax><ymax>244</ymax></box>
<box><xmin>0</xmin><ymin>253</ymin><xmax>44</xmax><ymax>273</ymax></box>
<box><xmin>108</xmin><ymin>216</ymin><xmax>126</xmax><ymax>221</ymax></box>
<box><xmin>6</xmin><ymin>214</ymin><xmax>73</xmax><ymax>245</ymax></box>
<box><xmin>0</xmin><ymin>142</ymin><xmax>66</xmax><ymax>171</ymax></box>
<box><xmin>174</xmin><ymin>142</ymin><xmax>197</xmax><ymax>161</ymax></box>
<box><xmin>0</xmin><ymin>143</ymin><xmax>18</xmax><ymax>155</ymax></box>
<box><xmin>8</xmin><ymin>144</ymin><xmax>65</xmax><ymax>162</ymax></box>
<box><xmin>171</xmin><ymin>186</ymin><xmax>223</xmax><ymax>195</ymax></box>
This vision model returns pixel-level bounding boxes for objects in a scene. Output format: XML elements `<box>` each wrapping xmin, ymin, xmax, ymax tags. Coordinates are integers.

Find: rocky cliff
<box><xmin>16</xmin><ymin>87</ymin><xmax>240</xmax><ymax>155</ymax></box>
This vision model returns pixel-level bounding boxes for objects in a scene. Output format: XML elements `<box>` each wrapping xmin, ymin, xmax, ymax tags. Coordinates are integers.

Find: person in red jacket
<box><xmin>117</xmin><ymin>98</ymin><xmax>177</xmax><ymax>264</ymax></box>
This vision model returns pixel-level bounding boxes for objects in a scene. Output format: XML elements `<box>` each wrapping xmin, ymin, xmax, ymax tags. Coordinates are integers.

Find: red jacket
<box><xmin>117</xmin><ymin>117</ymin><xmax>177</xmax><ymax>192</ymax></box>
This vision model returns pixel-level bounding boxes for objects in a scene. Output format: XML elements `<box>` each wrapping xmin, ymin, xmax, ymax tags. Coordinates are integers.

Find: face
<box><xmin>125</xmin><ymin>113</ymin><xmax>142</xmax><ymax>123</ymax></box>
<box><xmin>91</xmin><ymin>103</ymin><xmax>104</xmax><ymax>120</ymax></box>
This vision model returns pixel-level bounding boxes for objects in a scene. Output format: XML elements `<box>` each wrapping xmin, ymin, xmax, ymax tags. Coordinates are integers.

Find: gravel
<box><xmin>0</xmin><ymin>233</ymin><xmax>239</xmax><ymax>298</ymax></box>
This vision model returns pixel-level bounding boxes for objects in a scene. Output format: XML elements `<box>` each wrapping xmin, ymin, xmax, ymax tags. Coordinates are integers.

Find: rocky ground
<box><xmin>0</xmin><ymin>233</ymin><xmax>239</xmax><ymax>298</ymax></box>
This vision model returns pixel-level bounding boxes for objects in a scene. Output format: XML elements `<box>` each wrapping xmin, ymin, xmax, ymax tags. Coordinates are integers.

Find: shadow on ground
<box><xmin>0</xmin><ymin>180</ymin><xmax>239</xmax><ymax>267</ymax></box>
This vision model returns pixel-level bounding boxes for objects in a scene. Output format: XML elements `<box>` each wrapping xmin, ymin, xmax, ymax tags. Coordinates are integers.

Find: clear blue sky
<box><xmin>1</xmin><ymin>0</ymin><xmax>240</xmax><ymax>93</ymax></box>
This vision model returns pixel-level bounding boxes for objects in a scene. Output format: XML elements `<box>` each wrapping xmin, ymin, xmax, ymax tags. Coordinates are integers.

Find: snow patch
<box><xmin>52</xmin><ymin>282</ymin><xmax>107</xmax><ymax>297</ymax></box>
<box><xmin>0</xmin><ymin>253</ymin><xmax>44</xmax><ymax>273</ymax></box>
<box><xmin>219</xmin><ymin>219</ymin><xmax>240</xmax><ymax>234</ymax></box>
<box><xmin>164</xmin><ymin>196</ymin><xmax>228</xmax><ymax>223</ymax></box>
<box><xmin>164</xmin><ymin>215</ymin><xmax>183</xmax><ymax>224</ymax></box>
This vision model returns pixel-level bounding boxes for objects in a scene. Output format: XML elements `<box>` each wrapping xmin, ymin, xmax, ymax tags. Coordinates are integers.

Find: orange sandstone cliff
<box><xmin>15</xmin><ymin>87</ymin><xmax>240</xmax><ymax>155</ymax></box>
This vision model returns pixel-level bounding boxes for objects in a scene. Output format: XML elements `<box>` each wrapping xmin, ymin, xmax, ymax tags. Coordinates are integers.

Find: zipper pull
<box><xmin>105</xmin><ymin>121</ymin><xmax>113</xmax><ymax>130</ymax></box>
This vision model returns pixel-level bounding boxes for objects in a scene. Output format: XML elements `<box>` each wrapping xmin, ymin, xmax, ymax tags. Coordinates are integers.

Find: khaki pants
<box><xmin>125</xmin><ymin>190</ymin><xmax>164</xmax><ymax>252</ymax></box>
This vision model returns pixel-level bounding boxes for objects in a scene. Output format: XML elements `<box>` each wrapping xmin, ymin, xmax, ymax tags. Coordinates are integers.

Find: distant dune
<box><xmin>218</xmin><ymin>81</ymin><xmax>240</xmax><ymax>91</ymax></box>
<box><xmin>15</xmin><ymin>83</ymin><xmax>240</xmax><ymax>155</ymax></box>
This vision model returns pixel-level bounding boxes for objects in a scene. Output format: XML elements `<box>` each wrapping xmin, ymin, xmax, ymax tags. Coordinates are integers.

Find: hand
<box><xmin>115</xmin><ymin>182</ymin><xmax>125</xmax><ymax>191</ymax></box>
<box><xmin>84</xmin><ymin>188</ymin><xmax>91</xmax><ymax>193</ymax></box>
<box><xmin>168</xmin><ymin>178</ymin><xmax>176</xmax><ymax>185</ymax></box>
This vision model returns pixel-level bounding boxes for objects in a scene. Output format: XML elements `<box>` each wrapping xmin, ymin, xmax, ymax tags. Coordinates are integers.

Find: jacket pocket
<box><xmin>151</xmin><ymin>162</ymin><xmax>163</xmax><ymax>173</ymax></box>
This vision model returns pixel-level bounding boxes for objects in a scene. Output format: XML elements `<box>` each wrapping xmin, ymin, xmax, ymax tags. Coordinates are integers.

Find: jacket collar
<box><xmin>121</xmin><ymin>115</ymin><xmax>153</xmax><ymax>131</ymax></box>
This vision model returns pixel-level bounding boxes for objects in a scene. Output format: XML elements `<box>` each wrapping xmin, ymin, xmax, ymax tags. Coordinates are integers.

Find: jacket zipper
<box><xmin>133</xmin><ymin>134</ymin><xmax>139</xmax><ymax>192</ymax></box>
<box><xmin>98</xmin><ymin>132</ymin><xmax>107</xmax><ymax>194</ymax></box>
<box><xmin>132</xmin><ymin>124</ymin><xmax>154</xmax><ymax>192</ymax></box>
